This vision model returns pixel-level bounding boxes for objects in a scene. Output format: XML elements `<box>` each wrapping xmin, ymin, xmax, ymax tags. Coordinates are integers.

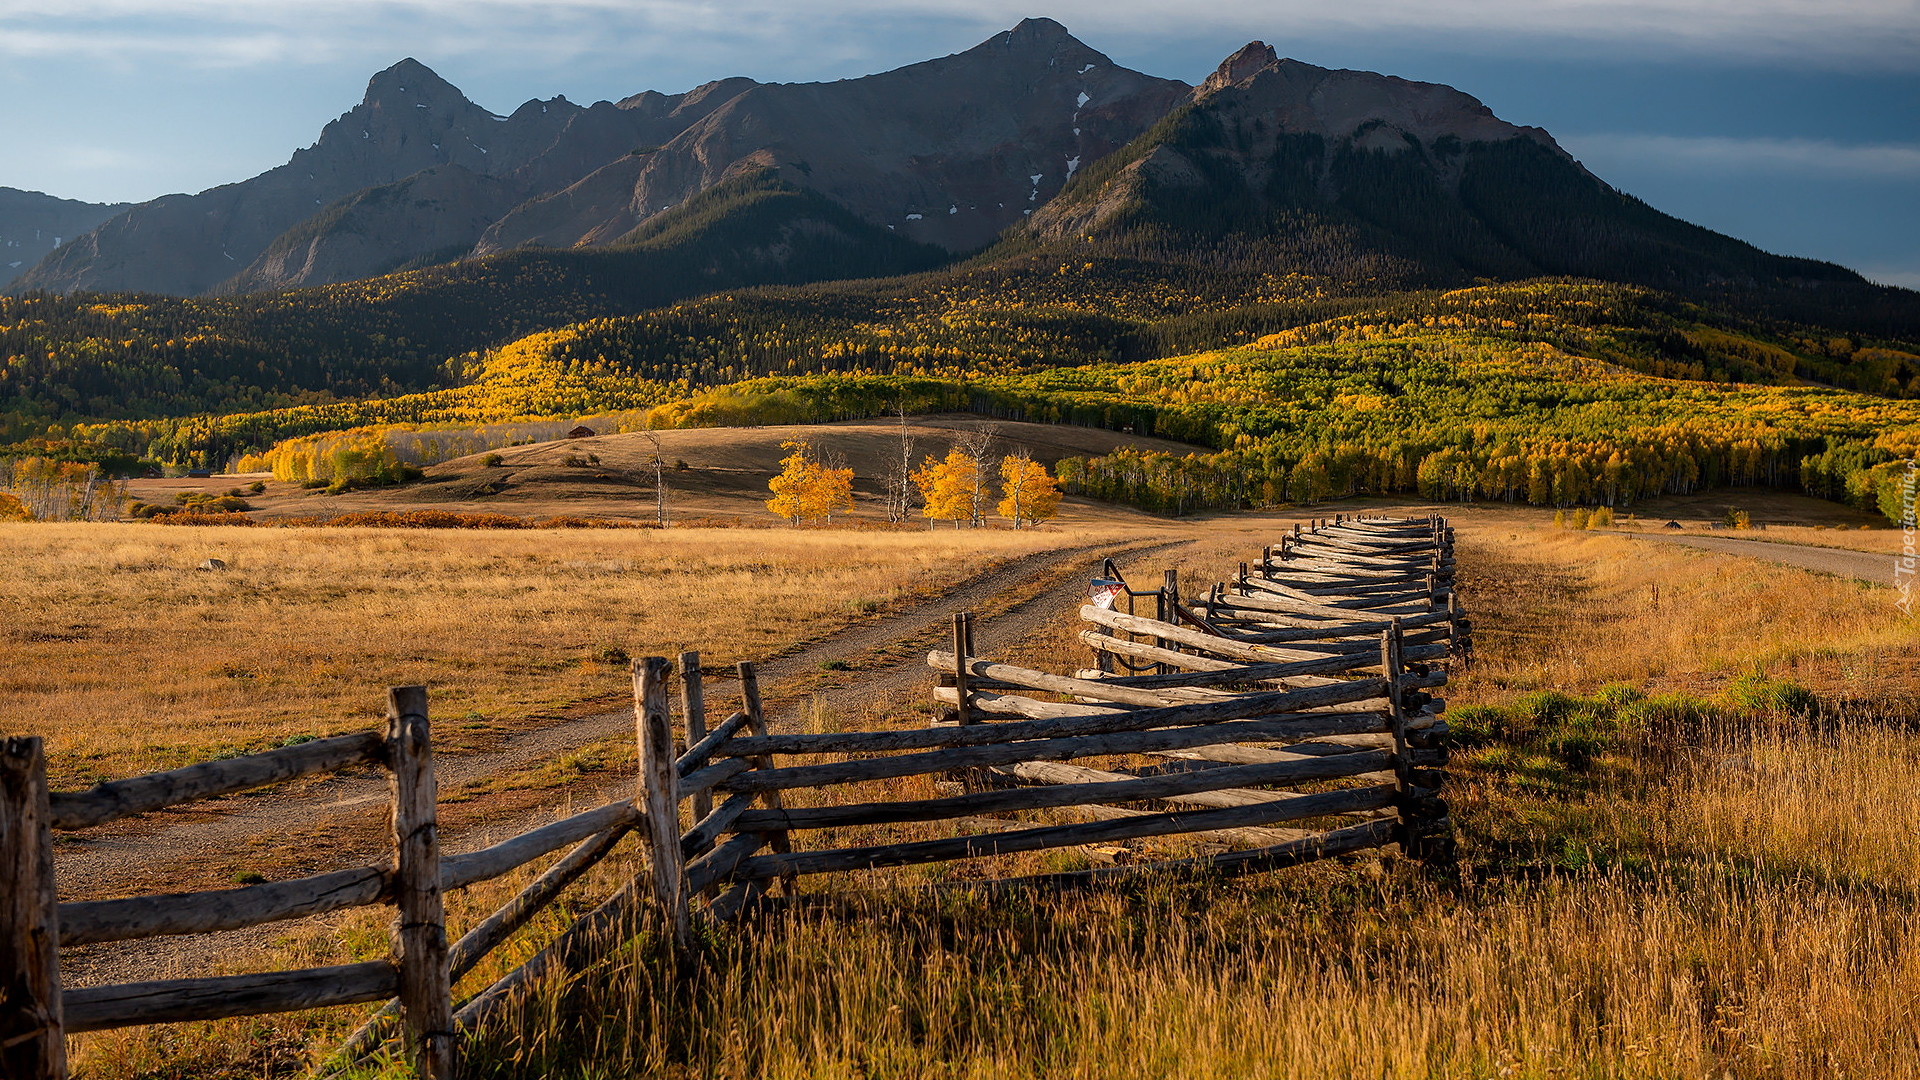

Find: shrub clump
<box><xmin>1452</xmin><ymin>676</ymin><xmax>1820</xmax><ymax>767</ymax></box>
<box><xmin>129</xmin><ymin>492</ymin><xmax>252</xmax><ymax>519</ymax></box>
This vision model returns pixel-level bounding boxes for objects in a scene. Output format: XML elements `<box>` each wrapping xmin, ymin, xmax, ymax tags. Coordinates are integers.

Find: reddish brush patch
<box><xmin>148</xmin><ymin>511</ymin><xmax>257</xmax><ymax>527</ymax></box>
<box><xmin>268</xmin><ymin>510</ymin><xmax>655</xmax><ymax>529</ymax></box>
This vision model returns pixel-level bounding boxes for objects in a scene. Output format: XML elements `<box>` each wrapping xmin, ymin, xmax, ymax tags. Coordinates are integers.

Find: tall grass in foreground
<box><xmin>416</xmin><ymin>692</ymin><xmax>1920</xmax><ymax>1080</ymax></box>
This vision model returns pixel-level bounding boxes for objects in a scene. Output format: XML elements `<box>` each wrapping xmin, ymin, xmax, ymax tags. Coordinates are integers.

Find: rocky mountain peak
<box><xmin>362</xmin><ymin>58</ymin><xmax>470</xmax><ymax>111</ymax></box>
<box><xmin>1201</xmin><ymin>41</ymin><xmax>1279</xmax><ymax>95</ymax></box>
<box><xmin>966</xmin><ymin>15</ymin><xmax>1102</xmax><ymax>67</ymax></box>
<box><xmin>1005</xmin><ymin>16</ymin><xmax>1075</xmax><ymax>46</ymax></box>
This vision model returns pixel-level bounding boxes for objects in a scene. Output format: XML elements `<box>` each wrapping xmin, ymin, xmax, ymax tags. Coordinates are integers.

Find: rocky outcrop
<box><xmin>1030</xmin><ymin>43</ymin><xmax>1582</xmax><ymax>243</ymax></box>
<box><xmin>214</xmin><ymin>166</ymin><xmax>526</xmax><ymax>294</ymax></box>
<box><xmin>0</xmin><ymin>189</ymin><xmax>123</xmax><ymax>290</ymax></box>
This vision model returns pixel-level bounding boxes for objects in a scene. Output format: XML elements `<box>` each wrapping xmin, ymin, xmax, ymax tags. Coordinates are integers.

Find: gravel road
<box><xmin>1627</xmin><ymin>532</ymin><xmax>1894</xmax><ymax>585</ymax></box>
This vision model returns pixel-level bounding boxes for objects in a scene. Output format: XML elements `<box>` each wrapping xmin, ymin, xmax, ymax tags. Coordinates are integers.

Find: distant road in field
<box><xmin>1628</xmin><ymin>532</ymin><xmax>1893</xmax><ymax>585</ymax></box>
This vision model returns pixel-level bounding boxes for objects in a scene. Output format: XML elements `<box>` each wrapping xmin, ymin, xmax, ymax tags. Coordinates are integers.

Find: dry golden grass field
<box><xmin>13</xmin><ymin>482</ymin><xmax>1917</xmax><ymax>1079</ymax></box>
<box><xmin>0</xmin><ymin>523</ymin><xmax>1117</xmax><ymax>787</ymax></box>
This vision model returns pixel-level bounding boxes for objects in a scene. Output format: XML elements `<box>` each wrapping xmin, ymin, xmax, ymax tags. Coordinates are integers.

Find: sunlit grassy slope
<box><xmin>129</xmin><ymin>282</ymin><xmax>1920</xmax><ymax>523</ymax></box>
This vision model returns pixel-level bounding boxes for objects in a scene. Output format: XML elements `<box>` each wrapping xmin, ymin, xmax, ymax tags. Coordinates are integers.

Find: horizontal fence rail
<box><xmin>1</xmin><ymin>513</ymin><xmax>1460</xmax><ymax>1080</ymax></box>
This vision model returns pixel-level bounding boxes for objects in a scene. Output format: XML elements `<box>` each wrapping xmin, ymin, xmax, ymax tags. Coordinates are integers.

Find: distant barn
<box><xmin>567</xmin><ymin>425</ymin><xmax>596</xmax><ymax>439</ymax></box>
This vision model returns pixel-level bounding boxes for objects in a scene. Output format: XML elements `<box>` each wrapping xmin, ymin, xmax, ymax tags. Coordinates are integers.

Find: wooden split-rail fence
<box><xmin>0</xmin><ymin>514</ymin><xmax>1459</xmax><ymax>1080</ymax></box>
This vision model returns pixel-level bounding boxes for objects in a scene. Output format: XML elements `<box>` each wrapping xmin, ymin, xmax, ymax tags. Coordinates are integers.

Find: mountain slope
<box><xmin>478</xmin><ymin>18</ymin><xmax>1189</xmax><ymax>256</ymax></box>
<box><xmin>0</xmin><ymin>169</ymin><xmax>946</xmax><ymax>430</ymax></box>
<box><xmin>14</xmin><ymin>21</ymin><xmax>1185</xmax><ymax>298</ymax></box>
<box><xmin>10</xmin><ymin>59</ymin><xmax>704</xmax><ymax>296</ymax></box>
<box><xmin>1029</xmin><ymin>43</ymin><xmax>1865</xmax><ymax>293</ymax></box>
<box><xmin>0</xmin><ymin>189</ymin><xmax>124</xmax><ymax>289</ymax></box>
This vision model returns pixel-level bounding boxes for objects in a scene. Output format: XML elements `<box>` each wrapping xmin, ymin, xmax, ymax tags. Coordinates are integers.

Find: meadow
<box><xmin>41</xmin><ymin>506</ymin><xmax>1918</xmax><ymax>1079</ymax></box>
<box><xmin>0</xmin><ymin>523</ymin><xmax>1100</xmax><ymax>788</ymax></box>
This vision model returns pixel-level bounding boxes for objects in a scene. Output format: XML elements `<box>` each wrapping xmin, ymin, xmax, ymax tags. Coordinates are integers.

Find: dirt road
<box><xmin>1627</xmin><ymin>532</ymin><xmax>1894</xmax><ymax>585</ymax></box>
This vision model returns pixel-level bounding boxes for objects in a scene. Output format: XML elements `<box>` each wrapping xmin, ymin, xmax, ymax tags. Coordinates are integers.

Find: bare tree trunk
<box><xmin>641</xmin><ymin>433</ymin><xmax>668</xmax><ymax>526</ymax></box>
<box><xmin>955</xmin><ymin>426</ymin><xmax>998</xmax><ymax>529</ymax></box>
<box><xmin>886</xmin><ymin>404</ymin><xmax>916</xmax><ymax>524</ymax></box>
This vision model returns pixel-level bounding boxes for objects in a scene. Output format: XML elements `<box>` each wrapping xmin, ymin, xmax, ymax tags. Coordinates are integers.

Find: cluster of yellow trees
<box><xmin>909</xmin><ymin>449</ymin><xmax>1062</xmax><ymax>529</ymax></box>
<box><xmin>765</xmin><ymin>441</ymin><xmax>856</xmax><ymax>525</ymax></box>
<box><xmin>765</xmin><ymin>443</ymin><xmax>1063</xmax><ymax>528</ymax></box>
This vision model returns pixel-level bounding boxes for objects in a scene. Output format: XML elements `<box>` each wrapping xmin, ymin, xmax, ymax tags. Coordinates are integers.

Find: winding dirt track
<box><xmin>56</xmin><ymin>534</ymin><xmax>1194</xmax><ymax>989</ymax></box>
<box><xmin>1626</xmin><ymin>532</ymin><xmax>1893</xmax><ymax>585</ymax></box>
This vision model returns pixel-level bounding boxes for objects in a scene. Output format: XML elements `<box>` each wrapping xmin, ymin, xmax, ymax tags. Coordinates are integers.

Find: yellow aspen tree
<box><xmin>813</xmin><ymin>463</ymin><xmax>856</xmax><ymax>523</ymax></box>
<box><xmin>912</xmin><ymin>448</ymin><xmax>981</xmax><ymax>528</ymax></box>
<box><xmin>998</xmin><ymin>454</ymin><xmax>1062</xmax><ymax>528</ymax></box>
<box><xmin>766</xmin><ymin>441</ymin><xmax>822</xmax><ymax>525</ymax></box>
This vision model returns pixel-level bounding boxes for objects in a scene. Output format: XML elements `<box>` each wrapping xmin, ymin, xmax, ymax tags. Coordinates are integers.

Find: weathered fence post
<box><xmin>1158</xmin><ymin>569</ymin><xmax>1180</xmax><ymax>674</ymax></box>
<box><xmin>1380</xmin><ymin>622</ymin><xmax>1417</xmax><ymax>858</ymax></box>
<box><xmin>633</xmin><ymin>658</ymin><xmax>689</xmax><ymax>946</ymax></box>
<box><xmin>1446</xmin><ymin>591</ymin><xmax>1461</xmax><ymax>655</ymax></box>
<box><xmin>951</xmin><ymin>613</ymin><xmax>974</xmax><ymax>725</ymax></box>
<box><xmin>1</xmin><ymin>736</ymin><xmax>64</xmax><ymax>1080</ymax></box>
<box><xmin>738</xmin><ymin>663</ymin><xmax>797</xmax><ymax>897</ymax></box>
<box><xmin>678</xmin><ymin>651</ymin><xmax>711</xmax><ymax>823</ymax></box>
<box><xmin>386</xmin><ymin>687</ymin><xmax>455</xmax><ymax>1080</ymax></box>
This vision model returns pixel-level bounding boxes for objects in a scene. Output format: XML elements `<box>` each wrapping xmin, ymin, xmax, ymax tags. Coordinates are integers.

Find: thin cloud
<box><xmin>1563</xmin><ymin>134</ymin><xmax>1920</xmax><ymax>179</ymax></box>
<box><xmin>1</xmin><ymin>0</ymin><xmax>1915</xmax><ymax>70</ymax></box>
<box><xmin>0</xmin><ymin>28</ymin><xmax>303</xmax><ymax>66</ymax></box>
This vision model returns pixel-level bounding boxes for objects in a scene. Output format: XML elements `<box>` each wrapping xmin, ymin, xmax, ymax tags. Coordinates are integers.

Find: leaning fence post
<box><xmin>1158</xmin><ymin>569</ymin><xmax>1180</xmax><ymax>675</ymax></box>
<box><xmin>386</xmin><ymin>687</ymin><xmax>455</xmax><ymax>1080</ymax></box>
<box><xmin>1</xmin><ymin>736</ymin><xmax>64</xmax><ymax>1080</ymax></box>
<box><xmin>738</xmin><ymin>662</ymin><xmax>796</xmax><ymax>894</ymax></box>
<box><xmin>951</xmin><ymin>613</ymin><xmax>974</xmax><ymax>725</ymax></box>
<box><xmin>678</xmin><ymin>651</ymin><xmax>712</xmax><ymax>824</ymax></box>
<box><xmin>633</xmin><ymin>658</ymin><xmax>689</xmax><ymax>946</ymax></box>
<box><xmin>1380</xmin><ymin>622</ymin><xmax>1417</xmax><ymax>858</ymax></box>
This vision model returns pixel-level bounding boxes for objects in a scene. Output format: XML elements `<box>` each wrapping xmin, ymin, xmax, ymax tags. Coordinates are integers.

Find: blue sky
<box><xmin>2</xmin><ymin>1</ymin><xmax>1915</xmax><ymax>287</ymax></box>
